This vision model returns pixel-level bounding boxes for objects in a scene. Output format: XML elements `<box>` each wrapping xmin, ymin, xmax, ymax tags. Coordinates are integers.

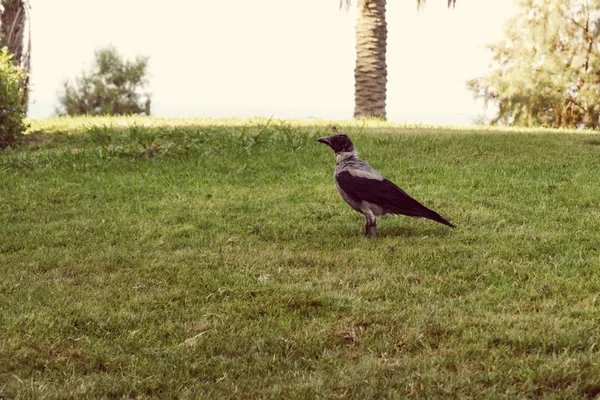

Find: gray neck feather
<box><xmin>336</xmin><ymin>150</ymin><xmax>359</xmax><ymax>165</ymax></box>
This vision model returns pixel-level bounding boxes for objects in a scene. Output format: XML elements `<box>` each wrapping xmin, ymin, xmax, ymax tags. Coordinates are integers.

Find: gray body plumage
<box><xmin>318</xmin><ymin>127</ymin><xmax>454</xmax><ymax>239</ymax></box>
<box><xmin>335</xmin><ymin>151</ymin><xmax>386</xmax><ymax>217</ymax></box>
<box><xmin>333</xmin><ymin>152</ymin><xmax>388</xmax><ymax>220</ymax></box>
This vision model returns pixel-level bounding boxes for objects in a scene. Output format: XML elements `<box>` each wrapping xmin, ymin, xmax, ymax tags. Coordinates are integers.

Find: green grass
<box><xmin>2</xmin><ymin>116</ymin><xmax>600</xmax><ymax>398</ymax></box>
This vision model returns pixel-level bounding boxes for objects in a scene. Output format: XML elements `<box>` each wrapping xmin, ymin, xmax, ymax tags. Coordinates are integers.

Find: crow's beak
<box><xmin>317</xmin><ymin>137</ymin><xmax>331</xmax><ymax>146</ymax></box>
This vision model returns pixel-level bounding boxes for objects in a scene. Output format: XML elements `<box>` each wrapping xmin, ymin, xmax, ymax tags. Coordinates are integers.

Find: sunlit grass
<box><xmin>28</xmin><ymin>115</ymin><xmax>598</xmax><ymax>135</ymax></box>
<box><xmin>2</xmin><ymin>117</ymin><xmax>600</xmax><ymax>398</ymax></box>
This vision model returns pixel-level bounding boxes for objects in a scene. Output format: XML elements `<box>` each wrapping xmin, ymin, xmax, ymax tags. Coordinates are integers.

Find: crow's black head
<box><xmin>317</xmin><ymin>127</ymin><xmax>355</xmax><ymax>153</ymax></box>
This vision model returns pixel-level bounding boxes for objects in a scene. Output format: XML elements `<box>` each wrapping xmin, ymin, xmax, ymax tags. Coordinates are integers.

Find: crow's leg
<box><xmin>371</xmin><ymin>219</ymin><xmax>377</xmax><ymax>240</ymax></box>
<box><xmin>363</xmin><ymin>211</ymin><xmax>377</xmax><ymax>239</ymax></box>
<box><xmin>363</xmin><ymin>215</ymin><xmax>371</xmax><ymax>237</ymax></box>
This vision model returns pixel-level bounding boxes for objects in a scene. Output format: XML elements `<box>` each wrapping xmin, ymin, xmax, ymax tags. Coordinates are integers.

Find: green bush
<box><xmin>0</xmin><ymin>47</ymin><xmax>27</xmax><ymax>149</ymax></box>
<box><xmin>56</xmin><ymin>46</ymin><xmax>151</xmax><ymax>116</ymax></box>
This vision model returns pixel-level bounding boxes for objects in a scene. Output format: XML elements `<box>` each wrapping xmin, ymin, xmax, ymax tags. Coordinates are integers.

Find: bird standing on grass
<box><xmin>317</xmin><ymin>127</ymin><xmax>455</xmax><ymax>239</ymax></box>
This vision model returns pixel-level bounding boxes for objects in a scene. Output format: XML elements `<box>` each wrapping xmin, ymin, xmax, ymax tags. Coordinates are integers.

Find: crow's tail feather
<box><xmin>395</xmin><ymin>203</ymin><xmax>455</xmax><ymax>228</ymax></box>
<box><xmin>424</xmin><ymin>210</ymin><xmax>455</xmax><ymax>228</ymax></box>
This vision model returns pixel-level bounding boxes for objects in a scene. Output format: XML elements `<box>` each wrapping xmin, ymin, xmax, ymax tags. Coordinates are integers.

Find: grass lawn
<box><xmin>1</xmin><ymin>117</ymin><xmax>600</xmax><ymax>398</ymax></box>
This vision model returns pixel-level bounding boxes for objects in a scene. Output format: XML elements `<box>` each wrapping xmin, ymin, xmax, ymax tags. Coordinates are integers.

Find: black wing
<box><xmin>336</xmin><ymin>170</ymin><xmax>454</xmax><ymax>227</ymax></box>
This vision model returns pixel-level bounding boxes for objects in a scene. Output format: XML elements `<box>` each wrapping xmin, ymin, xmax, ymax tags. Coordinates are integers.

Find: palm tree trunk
<box><xmin>0</xmin><ymin>0</ymin><xmax>26</xmax><ymax>64</ymax></box>
<box><xmin>0</xmin><ymin>0</ymin><xmax>30</xmax><ymax>113</ymax></box>
<box><xmin>354</xmin><ymin>0</ymin><xmax>387</xmax><ymax>119</ymax></box>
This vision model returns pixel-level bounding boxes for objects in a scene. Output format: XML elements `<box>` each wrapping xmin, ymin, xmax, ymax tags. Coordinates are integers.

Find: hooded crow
<box><xmin>318</xmin><ymin>127</ymin><xmax>455</xmax><ymax>239</ymax></box>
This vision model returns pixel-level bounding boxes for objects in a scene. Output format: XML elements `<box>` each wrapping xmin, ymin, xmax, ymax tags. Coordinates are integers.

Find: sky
<box><xmin>27</xmin><ymin>0</ymin><xmax>518</xmax><ymax>124</ymax></box>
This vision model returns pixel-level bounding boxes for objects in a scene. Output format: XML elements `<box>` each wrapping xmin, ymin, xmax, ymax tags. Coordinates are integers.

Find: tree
<box><xmin>0</xmin><ymin>48</ymin><xmax>27</xmax><ymax>148</ymax></box>
<box><xmin>342</xmin><ymin>0</ymin><xmax>456</xmax><ymax>120</ymax></box>
<box><xmin>468</xmin><ymin>0</ymin><xmax>600</xmax><ymax>128</ymax></box>
<box><xmin>57</xmin><ymin>46</ymin><xmax>151</xmax><ymax>116</ymax></box>
<box><xmin>0</xmin><ymin>0</ymin><xmax>30</xmax><ymax>113</ymax></box>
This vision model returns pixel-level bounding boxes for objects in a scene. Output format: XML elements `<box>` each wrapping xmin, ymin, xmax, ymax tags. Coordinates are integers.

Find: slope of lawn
<box><xmin>1</xmin><ymin>117</ymin><xmax>600</xmax><ymax>398</ymax></box>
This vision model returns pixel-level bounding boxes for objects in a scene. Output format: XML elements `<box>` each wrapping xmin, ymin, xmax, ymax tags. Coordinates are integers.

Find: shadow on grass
<box><xmin>381</xmin><ymin>224</ymin><xmax>454</xmax><ymax>237</ymax></box>
<box><xmin>338</xmin><ymin>222</ymin><xmax>454</xmax><ymax>239</ymax></box>
<box><xmin>586</xmin><ymin>139</ymin><xmax>600</xmax><ymax>146</ymax></box>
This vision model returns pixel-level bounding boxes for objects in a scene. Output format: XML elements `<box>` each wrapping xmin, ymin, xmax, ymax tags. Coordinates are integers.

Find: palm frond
<box><xmin>339</xmin><ymin>0</ymin><xmax>351</xmax><ymax>11</ymax></box>
<box><xmin>340</xmin><ymin>0</ymin><xmax>455</xmax><ymax>11</ymax></box>
<box><xmin>417</xmin><ymin>0</ymin><xmax>456</xmax><ymax>10</ymax></box>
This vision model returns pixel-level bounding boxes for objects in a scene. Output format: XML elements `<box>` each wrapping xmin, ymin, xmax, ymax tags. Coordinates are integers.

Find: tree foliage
<box><xmin>57</xmin><ymin>46</ymin><xmax>151</xmax><ymax>116</ymax></box>
<box><xmin>469</xmin><ymin>0</ymin><xmax>600</xmax><ymax>128</ymax></box>
<box><xmin>0</xmin><ymin>48</ymin><xmax>27</xmax><ymax>148</ymax></box>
